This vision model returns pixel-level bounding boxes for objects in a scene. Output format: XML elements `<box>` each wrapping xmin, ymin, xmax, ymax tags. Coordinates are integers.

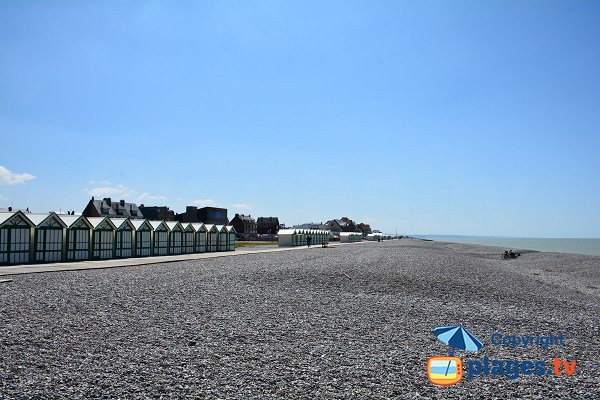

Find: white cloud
<box><xmin>191</xmin><ymin>198</ymin><xmax>216</xmax><ymax>207</ymax></box>
<box><xmin>0</xmin><ymin>165</ymin><xmax>35</xmax><ymax>185</ymax></box>
<box><xmin>138</xmin><ymin>192</ymin><xmax>167</xmax><ymax>204</ymax></box>
<box><xmin>86</xmin><ymin>184</ymin><xmax>135</xmax><ymax>199</ymax></box>
<box><xmin>232</xmin><ymin>203</ymin><xmax>252</xmax><ymax>211</ymax></box>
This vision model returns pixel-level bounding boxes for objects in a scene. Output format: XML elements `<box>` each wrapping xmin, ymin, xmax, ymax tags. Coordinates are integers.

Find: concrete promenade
<box><xmin>0</xmin><ymin>242</ymin><xmax>358</xmax><ymax>277</ymax></box>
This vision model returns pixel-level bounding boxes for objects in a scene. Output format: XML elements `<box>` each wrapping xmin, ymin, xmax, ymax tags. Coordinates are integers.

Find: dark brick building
<box><xmin>230</xmin><ymin>214</ymin><xmax>257</xmax><ymax>235</ymax></box>
<box><xmin>83</xmin><ymin>197</ymin><xmax>144</xmax><ymax>219</ymax></box>
<box><xmin>257</xmin><ymin>217</ymin><xmax>280</xmax><ymax>234</ymax></box>
<box><xmin>139</xmin><ymin>204</ymin><xmax>175</xmax><ymax>221</ymax></box>
<box><xmin>176</xmin><ymin>206</ymin><xmax>229</xmax><ymax>225</ymax></box>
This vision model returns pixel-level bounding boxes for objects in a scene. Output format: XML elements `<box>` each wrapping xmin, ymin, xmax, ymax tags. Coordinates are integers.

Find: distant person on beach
<box><xmin>307</xmin><ymin>235</ymin><xmax>312</xmax><ymax>248</ymax></box>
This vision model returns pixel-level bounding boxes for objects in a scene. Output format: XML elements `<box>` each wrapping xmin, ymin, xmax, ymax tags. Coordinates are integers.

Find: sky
<box><xmin>1</xmin><ymin>1</ymin><xmax>599</xmax><ymax>237</ymax></box>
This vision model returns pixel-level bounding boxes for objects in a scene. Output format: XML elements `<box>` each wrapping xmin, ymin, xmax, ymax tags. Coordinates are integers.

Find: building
<box><xmin>257</xmin><ymin>217</ymin><xmax>280</xmax><ymax>234</ymax></box>
<box><xmin>198</xmin><ymin>207</ymin><xmax>228</xmax><ymax>225</ymax></box>
<box><xmin>138</xmin><ymin>204</ymin><xmax>175</xmax><ymax>221</ymax></box>
<box><xmin>294</xmin><ymin>222</ymin><xmax>328</xmax><ymax>230</ymax></box>
<box><xmin>175</xmin><ymin>206</ymin><xmax>202</xmax><ymax>223</ymax></box>
<box><xmin>357</xmin><ymin>223</ymin><xmax>372</xmax><ymax>235</ymax></box>
<box><xmin>176</xmin><ymin>205</ymin><xmax>229</xmax><ymax>224</ymax></box>
<box><xmin>230</xmin><ymin>214</ymin><xmax>257</xmax><ymax>235</ymax></box>
<box><xmin>325</xmin><ymin>217</ymin><xmax>359</xmax><ymax>233</ymax></box>
<box><xmin>83</xmin><ymin>197</ymin><xmax>143</xmax><ymax>219</ymax></box>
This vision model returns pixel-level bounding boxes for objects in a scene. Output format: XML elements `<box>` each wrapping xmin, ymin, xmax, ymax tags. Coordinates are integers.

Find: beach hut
<box><xmin>88</xmin><ymin>217</ymin><xmax>117</xmax><ymax>259</ymax></box>
<box><xmin>206</xmin><ymin>224</ymin><xmax>218</xmax><ymax>252</ymax></box>
<box><xmin>110</xmin><ymin>218</ymin><xmax>135</xmax><ymax>258</ymax></box>
<box><xmin>58</xmin><ymin>214</ymin><xmax>92</xmax><ymax>261</ymax></box>
<box><xmin>277</xmin><ymin>229</ymin><xmax>297</xmax><ymax>247</ymax></box>
<box><xmin>191</xmin><ymin>223</ymin><xmax>206</xmax><ymax>253</ymax></box>
<box><xmin>226</xmin><ymin>225</ymin><xmax>236</xmax><ymax>251</ymax></box>
<box><xmin>28</xmin><ymin>213</ymin><xmax>67</xmax><ymax>263</ymax></box>
<box><xmin>149</xmin><ymin>220</ymin><xmax>169</xmax><ymax>256</ymax></box>
<box><xmin>340</xmin><ymin>232</ymin><xmax>362</xmax><ymax>243</ymax></box>
<box><xmin>166</xmin><ymin>221</ymin><xmax>184</xmax><ymax>255</ymax></box>
<box><xmin>180</xmin><ymin>223</ymin><xmax>196</xmax><ymax>254</ymax></box>
<box><xmin>216</xmin><ymin>225</ymin><xmax>229</xmax><ymax>252</ymax></box>
<box><xmin>0</xmin><ymin>211</ymin><xmax>34</xmax><ymax>265</ymax></box>
<box><xmin>130</xmin><ymin>219</ymin><xmax>153</xmax><ymax>257</ymax></box>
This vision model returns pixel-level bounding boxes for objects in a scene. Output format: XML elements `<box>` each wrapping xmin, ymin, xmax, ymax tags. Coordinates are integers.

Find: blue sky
<box><xmin>1</xmin><ymin>1</ymin><xmax>599</xmax><ymax>237</ymax></box>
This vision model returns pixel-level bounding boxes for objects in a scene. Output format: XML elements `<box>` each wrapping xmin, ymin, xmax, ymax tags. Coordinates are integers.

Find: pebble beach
<box><xmin>1</xmin><ymin>239</ymin><xmax>598</xmax><ymax>399</ymax></box>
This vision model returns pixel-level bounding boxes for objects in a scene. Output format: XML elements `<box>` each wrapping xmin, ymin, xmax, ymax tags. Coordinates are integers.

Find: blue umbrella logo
<box><xmin>434</xmin><ymin>326</ymin><xmax>483</xmax><ymax>355</ymax></box>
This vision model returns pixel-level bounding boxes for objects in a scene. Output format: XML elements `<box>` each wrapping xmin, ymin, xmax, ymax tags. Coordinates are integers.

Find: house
<box><xmin>83</xmin><ymin>197</ymin><xmax>143</xmax><ymax>219</ymax></box>
<box><xmin>174</xmin><ymin>206</ymin><xmax>228</xmax><ymax>225</ymax></box>
<box><xmin>138</xmin><ymin>204</ymin><xmax>175</xmax><ymax>221</ymax></box>
<box><xmin>257</xmin><ymin>217</ymin><xmax>280</xmax><ymax>234</ymax></box>
<box><xmin>357</xmin><ymin>223</ymin><xmax>372</xmax><ymax>235</ymax></box>
<box><xmin>325</xmin><ymin>217</ymin><xmax>359</xmax><ymax>233</ymax></box>
<box><xmin>230</xmin><ymin>214</ymin><xmax>257</xmax><ymax>235</ymax></box>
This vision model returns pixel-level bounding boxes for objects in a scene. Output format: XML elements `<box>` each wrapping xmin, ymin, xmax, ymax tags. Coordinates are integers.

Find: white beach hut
<box><xmin>191</xmin><ymin>223</ymin><xmax>206</xmax><ymax>253</ymax></box>
<box><xmin>226</xmin><ymin>225</ymin><xmax>236</xmax><ymax>251</ymax></box>
<box><xmin>166</xmin><ymin>221</ymin><xmax>184</xmax><ymax>255</ymax></box>
<box><xmin>58</xmin><ymin>214</ymin><xmax>92</xmax><ymax>261</ymax></box>
<box><xmin>110</xmin><ymin>218</ymin><xmax>135</xmax><ymax>258</ymax></box>
<box><xmin>0</xmin><ymin>211</ymin><xmax>34</xmax><ymax>265</ymax></box>
<box><xmin>28</xmin><ymin>213</ymin><xmax>67</xmax><ymax>263</ymax></box>
<box><xmin>206</xmin><ymin>224</ymin><xmax>218</xmax><ymax>252</ymax></box>
<box><xmin>180</xmin><ymin>222</ymin><xmax>196</xmax><ymax>254</ymax></box>
<box><xmin>149</xmin><ymin>220</ymin><xmax>169</xmax><ymax>256</ymax></box>
<box><xmin>88</xmin><ymin>217</ymin><xmax>117</xmax><ymax>259</ymax></box>
<box><xmin>131</xmin><ymin>219</ymin><xmax>153</xmax><ymax>257</ymax></box>
<box><xmin>277</xmin><ymin>229</ymin><xmax>297</xmax><ymax>247</ymax></box>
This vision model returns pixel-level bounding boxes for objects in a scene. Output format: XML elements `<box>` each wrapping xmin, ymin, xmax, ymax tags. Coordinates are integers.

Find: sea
<box><xmin>413</xmin><ymin>236</ymin><xmax>600</xmax><ymax>257</ymax></box>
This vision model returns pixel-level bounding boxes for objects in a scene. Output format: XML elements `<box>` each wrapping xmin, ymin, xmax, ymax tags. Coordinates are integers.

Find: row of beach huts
<box><xmin>0</xmin><ymin>211</ymin><xmax>237</xmax><ymax>266</ymax></box>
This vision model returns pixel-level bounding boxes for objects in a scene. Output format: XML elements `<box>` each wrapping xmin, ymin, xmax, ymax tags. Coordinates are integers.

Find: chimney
<box><xmin>91</xmin><ymin>196</ymin><xmax>95</xmax><ymax>201</ymax></box>
<box><xmin>120</xmin><ymin>199</ymin><xmax>125</xmax><ymax>207</ymax></box>
<box><xmin>104</xmin><ymin>198</ymin><xmax>112</xmax><ymax>207</ymax></box>
<box><xmin>8</xmin><ymin>207</ymin><xmax>12</xmax><ymax>212</ymax></box>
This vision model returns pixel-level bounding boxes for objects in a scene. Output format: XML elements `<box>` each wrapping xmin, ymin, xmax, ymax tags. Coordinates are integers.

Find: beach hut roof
<box><xmin>165</xmin><ymin>221</ymin><xmax>183</xmax><ymax>231</ymax></box>
<box><xmin>26</xmin><ymin>212</ymin><xmax>67</xmax><ymax>229</ymax></box>
<box><xmin>0</xmin><ymin>211</ymin><xmax>35</xmax><ymax>228</ymax></box>
<box><xmin>205</xmin><ymin>224</ymin><xmax>218</xmax><ymax>233</ymax></box>
<box><xmin>147</xmin><ymin>220</ymin><xmax>170</xmax><ymax>231</ymax></box>
<box><xmin>109</xmin><ymin>218</ymin><xmax>135</xmax><ymax>230</ymax></box>
<box><xmin>278</xmin><ymin>229</ymin><xmax>297</xmax><ymax>235</ymax></box>
<box><xmin>225</xmin><ymin>225</ymin><xmax>237</xmax><ymax>233</ymax></box>
<box><xmin>57</xmin><ymin>214</ymin><xmax>93</xmax><ymax>229</ymax></box>
<box><xmin>180</xmin><ymin>222</ymin><xmax>196</xmax><ymax>232</ymax></box>
<box><xmin>214</xmin><ymin>225</ymin><xmax>227</xmax><ymax>233</ymax></box>
<box><xmin>87</xmin><ymin>217</ymin><xmax>117</xmax><ymax>230</ymax></box>
<box><xmin>191</xmin><ymin>223</ymin><xmax>206</xmax><ymax>232</ymax></box>
<box><xmin>130</xmin><ymin>219</ymin><xmax>152</xmax><ymax>231</ymax></box>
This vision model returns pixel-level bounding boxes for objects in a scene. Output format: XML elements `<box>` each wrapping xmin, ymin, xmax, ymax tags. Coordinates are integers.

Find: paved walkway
<box><xmin>0</xmin><ymin>243</ymin><xmax>362</xmax><ymax>277</ymax></box>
